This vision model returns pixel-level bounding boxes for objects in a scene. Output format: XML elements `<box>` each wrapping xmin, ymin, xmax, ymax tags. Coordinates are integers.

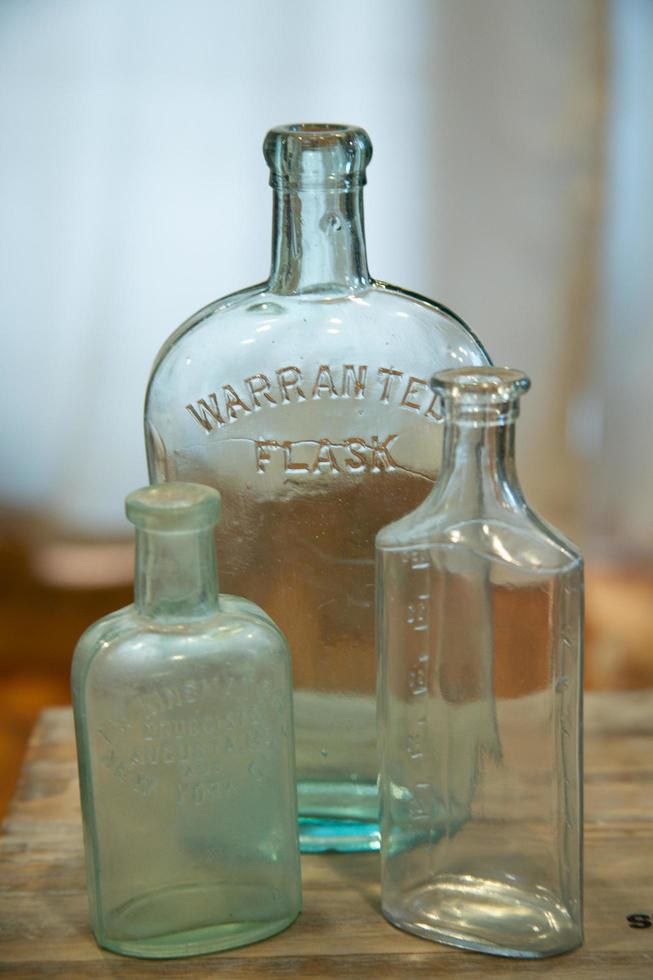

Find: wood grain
<box><xmin>1</xmin><ymin>695</ymin><xmax>653</xmax><ymax>978</ymax></box>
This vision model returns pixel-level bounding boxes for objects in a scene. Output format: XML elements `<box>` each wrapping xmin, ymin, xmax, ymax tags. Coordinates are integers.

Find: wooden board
<box><xmin>1</xmin><ymin>693</ymin><xmax>653</xmax><ymax>978</ymax></box>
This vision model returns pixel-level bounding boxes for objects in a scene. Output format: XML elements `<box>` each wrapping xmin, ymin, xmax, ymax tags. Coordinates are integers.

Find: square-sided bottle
<box><xmin>144</xmin><ymin>124</ymin><xmax>490</xmax><ymax>851</ymax></box>
<box><xmin>377</xmin><ymin>369</ymin><xmax>583</xmax><ymax>958</ymax></box>
<box><xmin>71</xmin><ymin>483</ymin><xmax>301</xmax><ymax>958</ymax></box>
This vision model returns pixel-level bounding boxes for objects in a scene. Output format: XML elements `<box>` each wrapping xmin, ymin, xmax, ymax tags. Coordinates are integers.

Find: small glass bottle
<box><xmin>144</xmin><ymin>124</ymin><xmax>490</xmax><ymax>851</ymax></box>
<box><xmin>377</xmin><ymin>368</ymin><xmax>583</xmax><ymax>958</ymax></box>
<box><xmin>71</xmin><ymin>482</ymin><xmax>301</xmax><ymax>959</ymax></box>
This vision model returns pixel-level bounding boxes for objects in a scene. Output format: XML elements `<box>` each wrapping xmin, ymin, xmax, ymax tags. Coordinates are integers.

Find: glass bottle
<box><xmin>71</xmin><ymin>482</ymin><xmax>301</xmax><ymax>959</ymax></box>
<box><xmin>377</xmin><ymin>368</ymin><xmax>583</xmax><ymax>958</ymax></box>
<box><xmin>144</xmin><ymin>124</ymin><xmax>490</xmax><ymax>852</ymax></box>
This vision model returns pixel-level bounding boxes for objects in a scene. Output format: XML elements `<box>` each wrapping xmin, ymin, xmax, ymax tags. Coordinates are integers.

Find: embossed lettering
<box><xmin>182</xmin><ymin>681</ymin><xmax>200</xmax><ymax>704</ymax></box>
<box><xmin>401</xmin><ymin>376</ymin><xmax>429</xmax><ymax>412</ymax></box>
<box><xmin>276</xmin><ymin>366</ymin><xmax>306</xmax><ymax>403</ymax></box>
<box><xmin>134</xmin><ymin>774</ymin><xmax>157</xmax><ymax>796</ymax></box>
<box><xmin>281</xmin><ymin>440</ymin><xmax>310</xmax><ymax>474</ymax></box>
<box><xmin>245</xmin><ymin>373</ymin><xmax>277</xmax><ymax>408</ymax></box>
<box><xmin>254</xmin><ymin>435</ymin><xmax>403</xmax><ymax>476</ymax></box>
<box><xmin>341</xmin><ymin>364</ymin><xmax>368</xmax><ymax>398</ymax></box>
<box><xmin>186</xmin><ymin>363</ymin><xmax>445</xmax><ymax>430</ymax></box>
<box><xmin>223</xmin><ymin>384</ymin><xmax>251</xmax><ymax>420</ymax></box>
<box><xmin>424</xmin><ymin>390</ymin><xmax>442</xmax><ymax>421</ymax></box>
<box><xmin>185</xmin><ymin>394</ymin><xmax>226</xmax><ymax>432</ymax></box>
<box><xmin>256</xmin><ymin>440</ymin><xmax>278</xmax><ymax>473</ymax></box>
<box><xmin>344</xmin><ymin>438</ymin><xmax>367</xmax><ymax>472</ymax></box>
<box><xmin>408</xmin><ymin>781</ymin><xmax>432</xmax><ymax>820</ymax></box>
<box><xmin>97</xmin><ymin>674</ymin><xmax>287</xmax><ymax>803</ymax></box>
<box><xmin>377</xmin><ymin>367</ymin><xmax>404</xmax><ymax>403</ymax></box>
<box><xmin>177</xmin><ymin>780</ymin><xmax>228</xmax><ymax>807</ymax></box>
<box><xmin>161</xmin><ymin>687</ymin><xmax>184</xmax><ymax>710</ymax></box>
<box><xmin>371</xmin><ymin>434</ymin><xmax>399</xmax><ymax>472</ymax></box>
<box><xmin>313</xmin><ymin>439</ymin><xmax>342</xmax><ymax>474</ymax></box>
<box><xmin>311</xmin><ymin>364</ymin><xmax>338</xmax><ymax>399</ymax></box>
<box><xmin>137</xmin><ymin>674</ymin><xmax>247</xmax><ymax>718</ymax></box>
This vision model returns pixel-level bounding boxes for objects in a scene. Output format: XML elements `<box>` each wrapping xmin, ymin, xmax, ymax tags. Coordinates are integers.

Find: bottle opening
<box><xmin>126</xmin><ymin>482</ymin><xmax>221</xmax><ymax>533</ymax></box>
<box><xmin>263</xmin><ymin>123</ymin><xmax>372</xmax><ymax>188</ymax></box>
<box><xmin>283</xmin><ymin>123</ymin><xmax>352</xmax><ymax>134</ymax></box>
<box><xmin>431</xmin><ymin>367</ymin><xmax>531</xmax><ymax>424</ymax></box>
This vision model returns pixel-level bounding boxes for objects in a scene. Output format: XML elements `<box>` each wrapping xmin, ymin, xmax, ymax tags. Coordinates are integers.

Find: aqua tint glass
<box><xmin>71</xmin><ymin>483</ymin><xmax>301</xmax><ymax>958</ymax></box>
<box><xmin>144</xmin><ymin>124</ymin><xmax>490</xmax><ymax>851</ymax></box>
<box><xmin>377</xmin><ymin>369</ymin><xmax>583</xmax><ymax>957</ymax></box>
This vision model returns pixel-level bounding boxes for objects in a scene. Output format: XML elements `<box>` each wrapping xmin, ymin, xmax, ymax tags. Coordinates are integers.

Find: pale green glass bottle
<box><xmin>71</xmin><ymin>482</ymin><xmax>301</xmax><ymax>959</ymax></box>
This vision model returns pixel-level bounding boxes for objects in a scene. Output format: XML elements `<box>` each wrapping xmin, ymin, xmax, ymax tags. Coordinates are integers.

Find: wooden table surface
<box><xmin>1</xmin><ymin>694</ymin><xmax>653</xmax><ymax>979</ymax></box>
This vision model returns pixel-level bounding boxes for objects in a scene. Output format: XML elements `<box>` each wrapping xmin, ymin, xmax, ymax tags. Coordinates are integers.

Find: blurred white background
<box><xmin>0</xmin><ymin>0</ymin><xmax>651</xmax><ymax>552</ymax></box>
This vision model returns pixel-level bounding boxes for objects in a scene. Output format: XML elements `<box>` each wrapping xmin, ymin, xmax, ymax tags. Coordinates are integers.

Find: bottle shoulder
<box><xmin>71</xmin><ymin>605</ymin><xmax>140</xmax><ymax>690</ymax></box>
<box><xmin>520</xmin><ymin>505</ymin><xmax>583</xmax><ymax>566</ymax></box>
<box><xmin>145</xmin><ymin>279</ymin><xmax>490</xmax><ymax>401</ymax></box>
<box><xmin>377</xmin><ymin>502</ymin><xmax>582</xmax><ymax>574</ymax></box>
<box><xmin>373</xmin><ymin>279</ymin><xmax>489</xmax><ymax>362</ymax></box>
<box><xmin>71</xmin><ymin>600</ymin><xmax>290</xmax><ymax>689</ymax></box>
<box><xmin>219</xmin><ymin>593</ymin><xmax>280</xmax><ymax>631</ymax></box>
<box><xmin>145</xmin><ymin>281</ymin><xmax>268</xmax><ymax>401</ymax></box>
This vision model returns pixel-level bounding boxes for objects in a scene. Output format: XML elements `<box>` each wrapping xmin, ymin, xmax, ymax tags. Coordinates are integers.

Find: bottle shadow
<box><xmin>305</xmin><ymin>851</ymin><xmax>382</xmax><ymax>915</ymax></box>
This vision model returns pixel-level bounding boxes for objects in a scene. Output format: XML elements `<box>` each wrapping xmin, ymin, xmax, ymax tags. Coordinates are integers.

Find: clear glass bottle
<box><xmin>377</xmin><ymin>368</ymin><xmax>583</xmax><ymax>958</ymax></box>
<box><xmin>144</xmin><ymin>124</ymin><xmax>490</xmax><ymax>852</ymax></box>
<box><xmin>71</xmin><ymin>482</ymin><xmax>301</xmax><ymax>959</ymax></box>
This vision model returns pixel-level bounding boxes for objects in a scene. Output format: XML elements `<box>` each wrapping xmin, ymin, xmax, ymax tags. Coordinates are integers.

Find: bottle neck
<box><xmin>134</xmin><ymin>527</ymin><xmax>219</xmax><ymax>621</ymax></box>
<box><xmin>435</xmin><ymin>415</ymin><xmax>525</xmax><ymax>516</ymax></box>
<box><xmin>268</xmin><ymin>181</ymin><xmax>370</xmax><ymax>294</ymax></box>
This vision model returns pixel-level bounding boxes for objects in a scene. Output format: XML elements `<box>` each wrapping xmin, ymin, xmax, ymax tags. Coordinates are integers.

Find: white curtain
<box><xmin>589</xmin><ymin>0</ymin><xmax>653</xmax><ymax>552</ymax></box>
<box><xmin>0</xmin><ymin>0</ymin><xmax>649</xmax><ymax>551</ymax></box>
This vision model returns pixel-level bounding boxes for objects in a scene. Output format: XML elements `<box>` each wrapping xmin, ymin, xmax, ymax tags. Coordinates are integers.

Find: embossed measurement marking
<box><xmin>401</xmin><ymin>549</ymin><xmax>433</xmax><ymax>819</ymax></box>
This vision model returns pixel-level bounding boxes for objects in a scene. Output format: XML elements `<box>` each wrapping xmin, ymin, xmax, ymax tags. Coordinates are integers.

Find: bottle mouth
<box><xmin>279</xmin><ymin>123</ymin><xmax>353</xmax><ymax>135</ymax></box>
<box><xmin>126</xmin><ymin>482</ymin><xmax>221</xmax><ymax>532</ymax></box>
<box><xmin>263</xmin><ymin>123</ymin><xmax>372</xmax><ymax>188</ymax></box>
<box><xmin>431</xmin><ymin>367</ymin><xmax>531</xmax><ymax>424</ymax></box>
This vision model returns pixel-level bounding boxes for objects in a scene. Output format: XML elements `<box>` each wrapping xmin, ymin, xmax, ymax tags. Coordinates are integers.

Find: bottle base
<box><xmin>95</xmin><ymin>883</ymin><xmax>300</xmax><ymax>959</ymax></box>
<box><xmin>98</xmin><ymin>914</ymin><xmax>300</xmax><ymax>959</ymax></box>
<box><xmin>299</xmin><ymin>816</ymin><xmax>380</xmax><ymax>853</ymax></box>
<box><xmin>382</xmin><ymin>875</ymin><xmax>582</xmax><ymax>959</ymax></box>
<box><xmin>298</xmin><ymin>778</ymin><xmax>379</xmax><ymax>852</ymax></box>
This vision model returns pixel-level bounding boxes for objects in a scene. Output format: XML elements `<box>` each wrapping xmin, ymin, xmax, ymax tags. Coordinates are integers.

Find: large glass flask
<box><xmin>144</xmin><ymin>124</ymin><xmax>490</xmax><ymax>851</ymax></box>
<box><xmin>71</xmin><ymin>483</ymin><xmax>301</xmax><ymax>958</ymax></box>
<box><xmin>377</xmin><ymin>368</ymin><xmax>583</xmax><ymax>958</ymax></box>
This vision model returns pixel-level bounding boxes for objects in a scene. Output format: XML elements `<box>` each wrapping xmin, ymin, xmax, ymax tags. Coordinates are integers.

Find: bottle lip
<box><xmin>431</xmin><ymin>367</ymin><xmax>531</xmax><ymax>424</ymax></box>
<box><xmin>263</xmin><ymin>123</ymin><xmax>372</xmax><ymax>188</ymax></box>
<box><xmin>431</xmin><ymin>367</ymin><xmax>531</xmax><ymax>402</ymax></box>
<box><xmin>126</xmin><ymin>482</ymin><xmax>221</xmax><ymax>532</ymax></box>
